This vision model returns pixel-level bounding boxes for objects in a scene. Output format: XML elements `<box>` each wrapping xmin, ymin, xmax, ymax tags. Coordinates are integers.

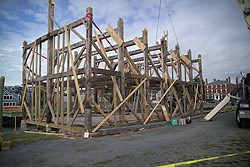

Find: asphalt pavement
<box><xmin>0</xmin><ymin>110</ymin><xmax>249</xmax><ymax>167</ymax></box>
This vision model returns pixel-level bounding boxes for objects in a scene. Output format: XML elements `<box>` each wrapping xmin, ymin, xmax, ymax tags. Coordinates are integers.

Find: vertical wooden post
<box><xmin>188</xmin><ymin>49</ymin><xmax>193</xmax><ymax>82</ymax></box>
<box><xmin>61</xmin><ymin>32</ymin><xmax>65</xmax><ymax>125</ymax></box>
<box><xmin>85</xmin><ymin>7</ymin><xmax>93</xmax><ymax>132</ymax></box>
<box><xmin>38</xmin><ymin>43</ymin><xmax>42</xmax><ymax>121</ymax></box>
<box><xmin>22</xmin><ymin>41</ymin><xmax>27</xmax><ymax>120</ymax></box>
<box><xmin>0</xmin><ymin>76</ymin><xmax>5</xmax><ymax>132</ymax></box>
<box><xmin>46</xmin><ymin>0</ymin><xmax>54</xmax><ymax>123</ymax></box>
<box><xmin>93</xmin><ymin>56</ymin><xmax>98</xmax><ymax>104</ymax></box>
<box><xmin>198</xmin><ymin>54</ymin><xmax>204</xmax><ymax>113</ymax></box>
<box><xmin>143</xmin><ymin>29</ymin><xmax>149</xmax><ymax>120</ymax></box>
<box><xmin>35</xmin><ymin>45</ymin><xmax>38</xmax><ymax>121</ymax></box>
<box><xmin>176</xmin><ymin>44</ymin><xmax>181</xmax><ymax>80</ymax></box>
<box><xmin>118</xmin><ymin>18</ymin><xmax>125</xmax><ymax>124</ymax></box>
<box><xmin>161</xmin><ymin>37</ymin><xmax>168</xmax><ymax>109</ymax></box>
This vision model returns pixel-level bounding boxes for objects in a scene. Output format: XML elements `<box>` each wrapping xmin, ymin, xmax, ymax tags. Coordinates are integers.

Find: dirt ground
<box><xmin>0</xmin><ymin>110</ymin><xmax>249</xmax><ymax>167</ymax></box>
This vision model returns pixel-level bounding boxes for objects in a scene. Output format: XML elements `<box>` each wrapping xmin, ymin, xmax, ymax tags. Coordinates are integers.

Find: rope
<box><xmin>163</xmin><ymin>0</ymin><xmax>179</xmax><ymax>44</ymax></box>
<box><xmin>86</xmin><ymin>12</ymin><xmax>118</xmax><ymax>53</ymax></box>
<box><xmin>155</xmin><ymin>0</ymin><xmax>162</xmax><ymax>43</ymax></box>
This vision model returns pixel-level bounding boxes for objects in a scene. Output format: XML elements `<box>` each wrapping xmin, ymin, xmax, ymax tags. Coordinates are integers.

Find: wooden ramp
<box><xmin>204</xmin><ymin>94</ymin><xmax>240</xmax><ymax>121</ymax></box>
<box><xmin>204</xmin><ymin>96</ymin><xmax>230</xmax><ymax>121</ymax></box>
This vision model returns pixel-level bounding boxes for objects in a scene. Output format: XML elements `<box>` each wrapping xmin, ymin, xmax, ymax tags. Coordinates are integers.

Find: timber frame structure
<box><xmin>21</xmin><ymin>2</ymin><xmax>203</xmax><ymax>134</ymax></box>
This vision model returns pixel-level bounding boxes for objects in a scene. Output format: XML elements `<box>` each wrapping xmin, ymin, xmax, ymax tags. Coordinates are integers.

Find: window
<box><xmin>207</xmin><ymin>95</ymin><xmax>209</xmax><ymax>99</ymax></box>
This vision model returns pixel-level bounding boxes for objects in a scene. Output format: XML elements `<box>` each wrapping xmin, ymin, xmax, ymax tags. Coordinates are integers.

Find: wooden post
<box><xmin>61</xmin><ymin>32</ymin><xmax>65</xmax><ymax>125</ymax></box>
<box><xmin>161</xmin><ymin>37</ymin><xmax>168</xmax><ymax>109</ymax></box>
<box><xmin>85</xmin><ymin>7</ymin><xmax>93</xmax><ymax>132</ymax></box>
<box><xmin>118</xmin><ymin>18</ymin><xmax>125</xmax><ymax>124</ymax></box>
<box><xmin>176</xmin><ymin>44</ymin><xmax>181</xmax><ymax>80</ymax></box>
<box><xmin>38</xmin><ymin>43</ymin><xmax>42</xmax><ymax>121</ymax></box>
<box><xmin>188</xmin><ymin>49</ymin><xmax>193</xmax><ymax>82</ymax></box>
<box><xmin>198</xmin><ymin>54</ymin><xmax>204</xmax><ymax>113</ymax></box>
<box><xmin>22</xmin><ymin>41</ymin><xmax>27</xmax><ymax>120</ymax></box>
<box><xmin>143</xmin><ymin>29</ymin><xmax>149</xmax><ymax>120</ymax></box>
<box><xmin>93</xmin><ymin>56</ymin><xmax>98</xmax><ymax>104</ymax></box>
<box><xmin>46</xmin><ymin>0</ymin><xmax>54</xmax><ymax>123</ymax></box>
<box><xmin>0</xmin><ymin>76</ymin><xmax>5</xmax><ymax>132</ymax></box>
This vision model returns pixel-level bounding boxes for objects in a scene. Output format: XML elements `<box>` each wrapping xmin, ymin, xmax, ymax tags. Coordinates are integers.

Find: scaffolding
<box><xmin>21</xmin><ymin>3</ymin><xmax>203</xmax><ymax>134</ymax></box>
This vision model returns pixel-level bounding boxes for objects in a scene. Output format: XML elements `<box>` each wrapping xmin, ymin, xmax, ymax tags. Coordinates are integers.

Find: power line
<box><xmin>163</xmin><ymin>0</ymin><xmax>179</xmax><ymax>44</ymax></box>
<box><xmin>155</xmin><ymin>0</ymin><xmax>162</xmax><ymax>43</ymax></box>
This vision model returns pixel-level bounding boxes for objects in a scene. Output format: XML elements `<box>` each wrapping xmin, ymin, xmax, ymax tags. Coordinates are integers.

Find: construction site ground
<box><xmin>0</xmin><ymin>110</ymin><xmax>249</xmax><ymax>167</ymax></box>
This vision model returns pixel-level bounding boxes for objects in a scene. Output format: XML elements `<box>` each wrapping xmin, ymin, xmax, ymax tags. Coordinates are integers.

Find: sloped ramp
<box><xmin>204</xmin><ymin>95</ymin><xmax>230</xmax><ymax>121</ymax></box>
<box><xmin>204</xmin><ymin>84</ymin><xmax>242</xmax><ymax>121</ymax></box>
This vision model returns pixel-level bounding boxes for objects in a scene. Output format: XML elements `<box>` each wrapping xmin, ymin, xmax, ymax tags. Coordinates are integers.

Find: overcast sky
<box><xmin>0</xmin><ymin>0</ymin><xmax>249</xmax><ymax>86</ymax></box>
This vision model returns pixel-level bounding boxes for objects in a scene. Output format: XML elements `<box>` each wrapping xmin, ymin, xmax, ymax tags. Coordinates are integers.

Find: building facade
<box><xmin>204</xmin><ymin>77</ymin><xmax>236</xmax><ymax>101</ymax></box>
<box><xmin>3</xmin><ymin>86</ymin><xmax>22</xmax><ymax>106</ymax></box>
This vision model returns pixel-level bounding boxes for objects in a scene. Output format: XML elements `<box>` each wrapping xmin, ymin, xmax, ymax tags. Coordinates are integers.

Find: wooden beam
<box><xmin>64</xmin><ymin>25</ymin><xmax>85</xmax><ymax>114</ymax></box>
<box><xmin>47</xmin><ymin>100</ymin><xmax>57</xmax><ymax>124</ymax></box>
<box><xmin>161</xmin><ymin>105</ymin><xmax>170</xmax><ymax>122</ymax></box>
<box><xmin>144</xmin><ymin>80</ymin><xmax>176</xmax><ymax>124</ymax></box>
<box><xmin>23</xmin><ymin>101</ymin><xmax>32</xmax><ymax>120</ymax></box>
<box><xmin>92</xmin><ymin>78</ymin><xmax>147</xmax><ymax>133</ymax></box>
<box><xmin>133</xmin><ymin>37</ymin><xmax>146</xmax><ymax>51</ymax></box>
<box><xmin>91</xmin><ymin>99</ymin><xmax>114</xmax><ymax>126</ymax></box>
<box><xmin>106</xmin><ymin>25</ymin><xmax>123</xmax><ymax>47</ymax></box>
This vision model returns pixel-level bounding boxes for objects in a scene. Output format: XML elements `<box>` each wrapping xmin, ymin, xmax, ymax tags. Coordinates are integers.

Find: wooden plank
<box><xmin>106</xmin><ymin>25</ymin><xmax>123</xmax><ymax>47</ymax></box>
<box><xmin>204</xmin><ymin>95</ymin><xmax>230</xmax><ymax>121</ymax></box>
<box><xmin>64</xmin><ymin>25</ymin><xmax>85</xmax><ymax>114</ymax></box>
<box><xmin>92</xmin><ymin>78</ymin><xmax>147</xmax><ymax>133</ymax></box>
<box><xmin>93</xmin><ymin>29</ymin><xmax>113</xmax><ymax>70</ymax></box>
<box><xmin>161</xmin><ymin>105</ymin><xmax>170</xmax><ymax>122</ymax></box>
<box><xmin>21</xmin><ymin>42</ymin><xmax>36</xmax><ymax>108</ymax></box>
<box><xmin>124</xmin><ymin>48</ymin><xmax>141</xmax><ymax>75</ymax></box>
<box><xmin>227</xmin><ymin>94</ymin><xmax>241</xmax><ymax>100</ymax></box>
<box><xmin>156</xmin><ymin>53</ymin><xmax>184</xmax><ymax>117</ymax></box>
<box><xmin>94</xmin><ymin>29</ymin><xmax>142</xmax><ymax>122</ymax></box>
<box><xmin>133</xmin><ymin>37</ymin><xmax>146</xmax><ymax>51</ymax></box>
<box><xmin>169</xmin><ymin>50</ymin><xmax>178</xmax><ymax>62</ymax></box>
<box><xmin>23</xmin><ymin>101</ymin><xmax>32</xmax><ymax>120</ymax></box>
<box><xmin>148</xmin><ymin>53</ymin><xmax>161</xmax><ymax>78</ymax></box>
<box><xmin>26</xmin><ymin>17</ymin><xmax>88</xmax><ymax>49</ymax></box>
<box><xmin>47</xmin><ymin>100</ymin><xmax>57</xmax><ymax>124</ymax></box>
<box><xmin>91</xmin><ymin>99</ymin><xmax>114</xmax><ymax>126</ymax></box>
<box><xmin>144</xmin><ymin>80</ymin><xmax>176</xmax><ymax>124</ymax></box>
<box><xmin>181</xmin><ymin>55</ymin><xmax>191</xmax><ymax>65</ymax></box>
<box><xmin>134</xmin><ymin>40</ymin><xmax>160</xmax><ymax>78</ymax></box>
<box><xmin>193</xmin><ymin>84</ymin><xmax>199</xmax><ymax>112</ymax></box>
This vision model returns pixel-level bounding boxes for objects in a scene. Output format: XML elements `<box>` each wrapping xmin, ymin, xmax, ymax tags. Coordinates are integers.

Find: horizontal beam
<box><xmin>26</xmin><ymin>17</ymin><xmax>88</xmax><ymax>49</ymax></box>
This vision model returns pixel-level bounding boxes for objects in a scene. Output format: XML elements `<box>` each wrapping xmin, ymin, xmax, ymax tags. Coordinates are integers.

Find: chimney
<box><xmin>226</xmin><ymin>78</ymin><xmax>228</xmax><ymax>82</ymax></box>
<box><xmin>214</xmin><ymin>79</ymin><xmax>216</xmax><ymax>82</ymax></box>
<box><xmin>228</xmin><ymin>77</ymin><xmax>231</xmax><ymax>83</ymax></box>
<box><xmin>206</xmin><ymin>79</ymin><xmax>208</xmax><ymax>85</ymax></box>
<box><xmin>236</xmin><ymin>77</ymin><xmax>238</xmax><ymax>86</ymax></box>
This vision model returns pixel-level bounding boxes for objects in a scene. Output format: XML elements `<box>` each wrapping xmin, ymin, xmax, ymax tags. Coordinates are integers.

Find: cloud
<box><xmin>0</xmin><ymin>0</ymin><xmax>249</xmax><ymax>86</ymax></box>
<box><xmin>0</xmin><ymin>9</ymin><xmax>18</xmax><ymax>20</ymax></box>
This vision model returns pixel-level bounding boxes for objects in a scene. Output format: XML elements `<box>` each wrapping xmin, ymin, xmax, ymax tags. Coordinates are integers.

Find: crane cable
<box><xmin>155</xmin><ymin>0</ymin><xmax>162</xmax><ymax>43</ymax></box>
<box><xmin>163</xmin><ymin>0</ymin><xmax>179</xmax><ymax>44</ymax></box>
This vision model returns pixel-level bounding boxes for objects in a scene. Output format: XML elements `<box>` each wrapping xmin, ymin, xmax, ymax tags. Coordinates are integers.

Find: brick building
<box><xmin>204</xmin><ymin>77</ymin><xmax>236</xmax><ymax>101</ymax></box>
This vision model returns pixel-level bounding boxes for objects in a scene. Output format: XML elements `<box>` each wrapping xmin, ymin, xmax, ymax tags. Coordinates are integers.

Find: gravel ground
<box><xmin>0</xmin><ymin>110</ymin><xmax>249</xmax><ymax>167</ymax></box>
